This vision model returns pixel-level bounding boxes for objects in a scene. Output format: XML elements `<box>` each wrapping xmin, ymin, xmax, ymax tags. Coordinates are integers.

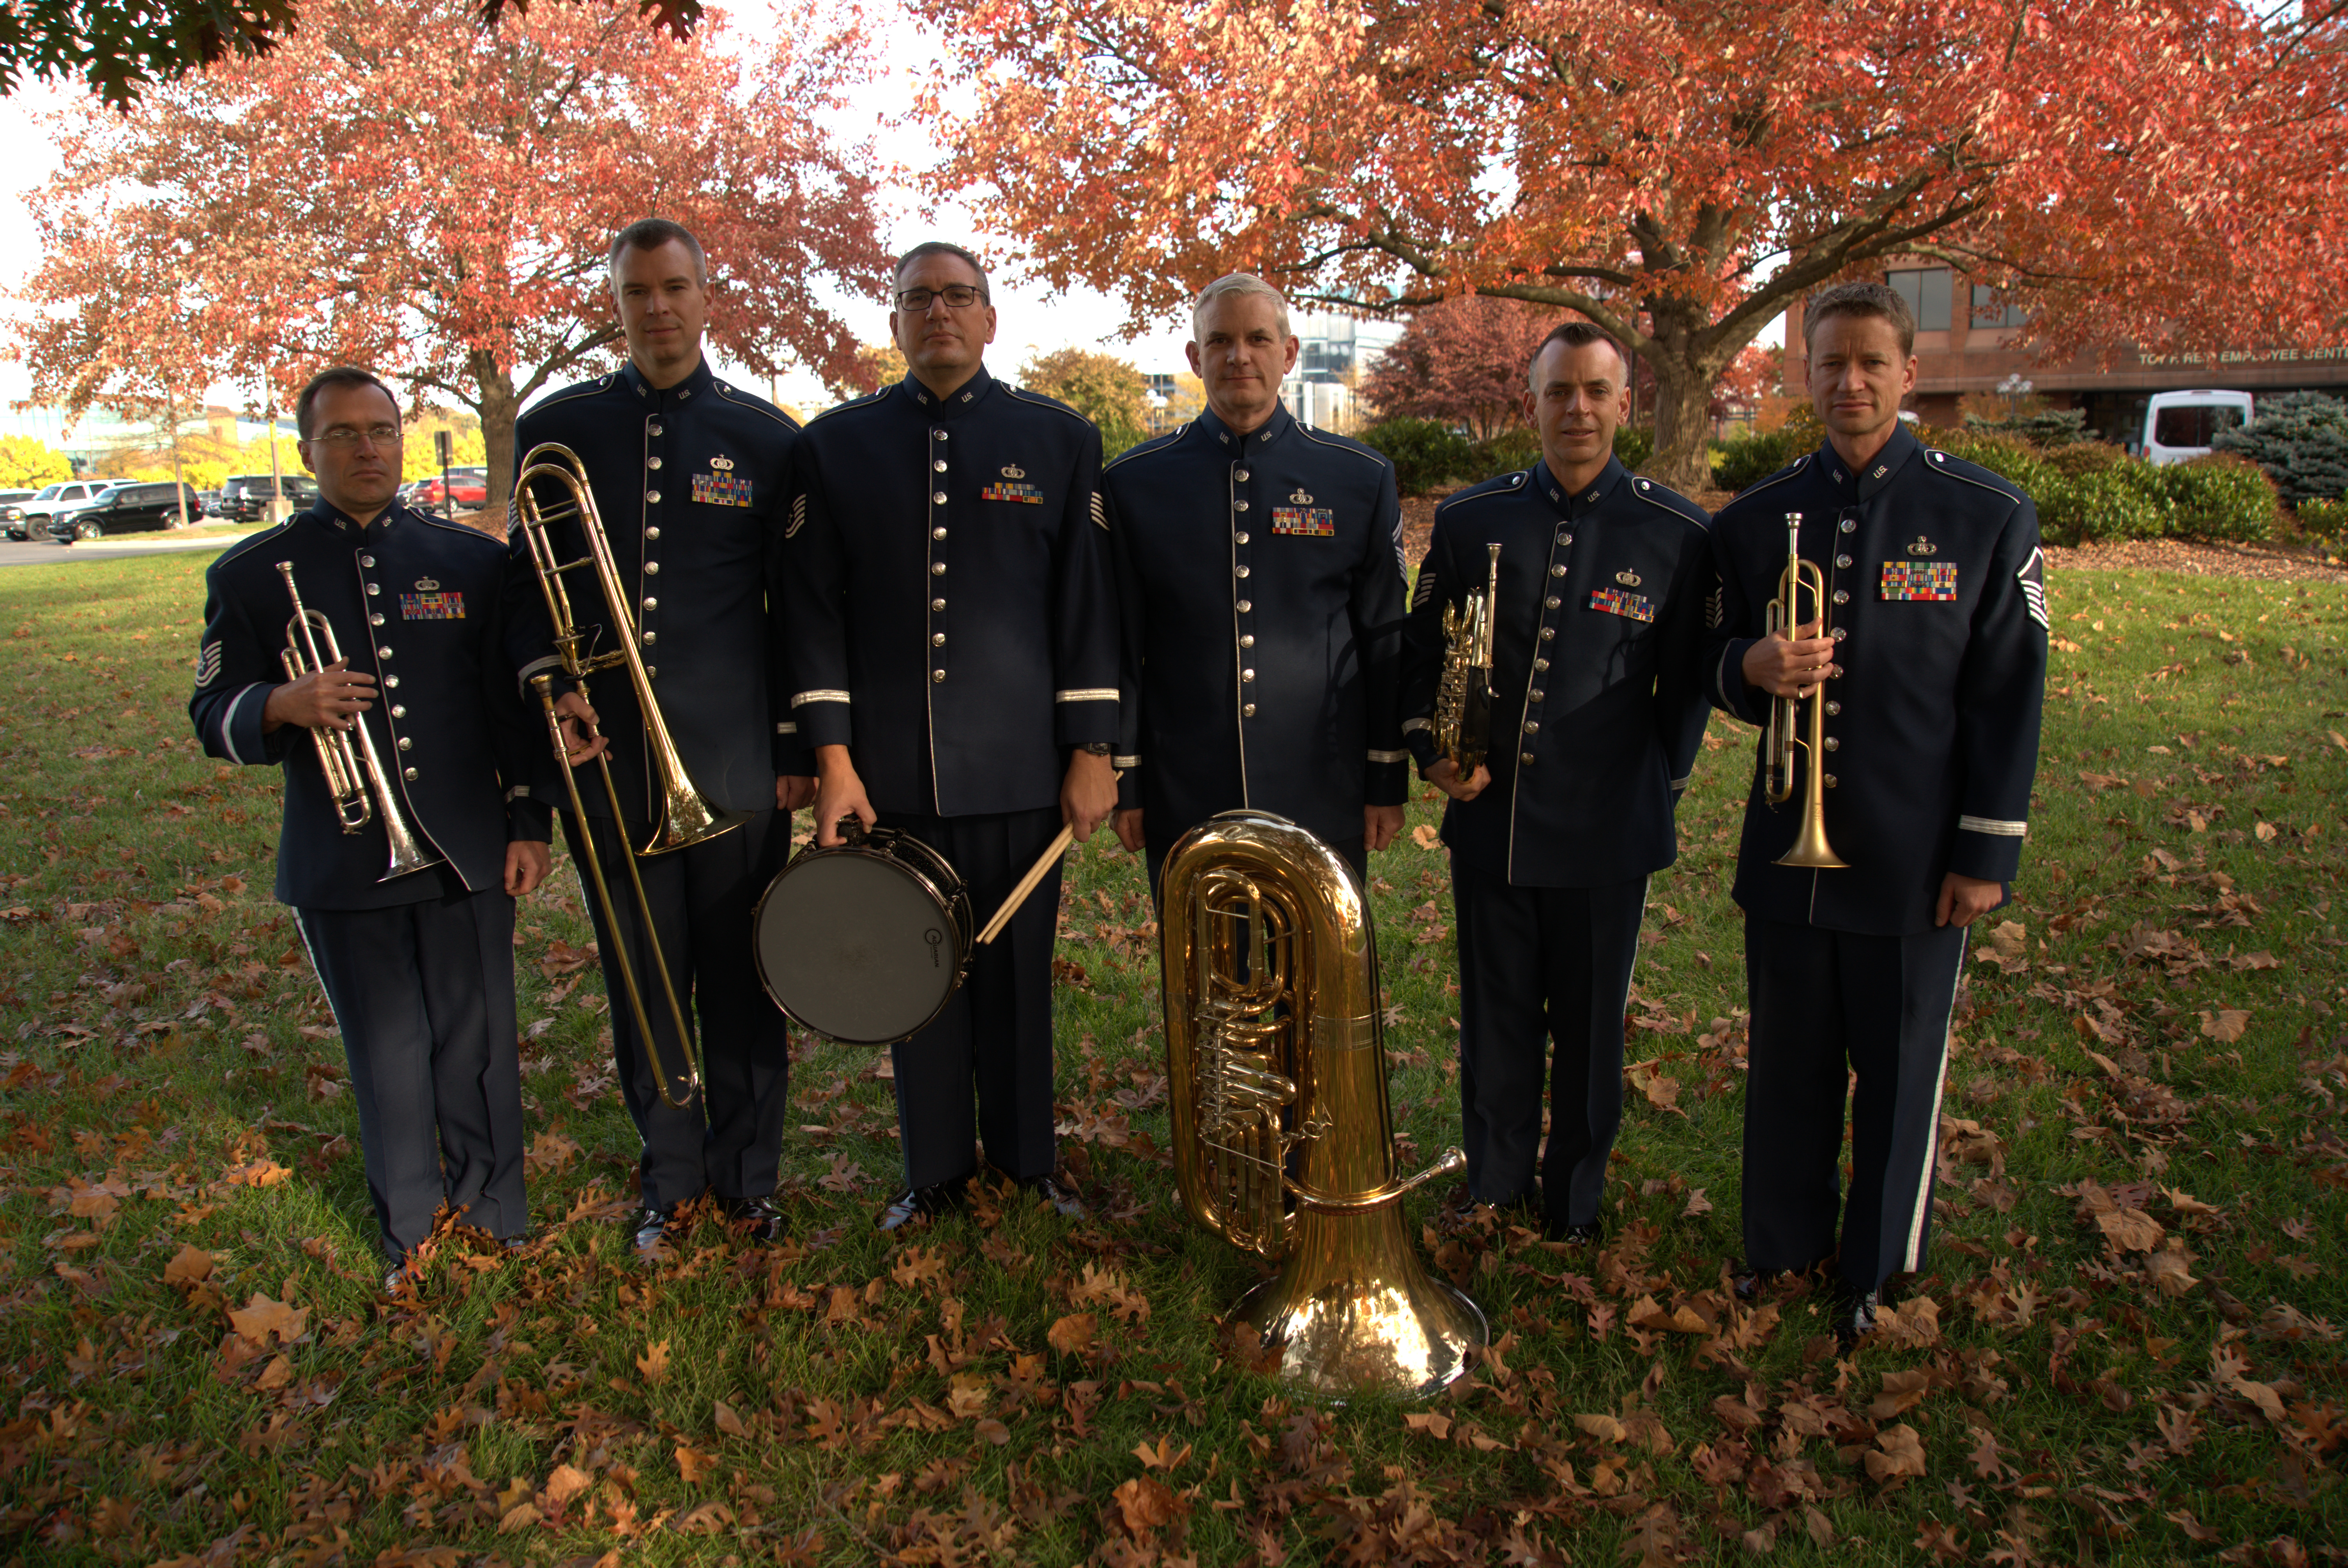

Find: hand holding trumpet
<box><xmin>1742</xmin><ymin>617</ymin><xmax>1839</xmax><ymax>699</ymax></box>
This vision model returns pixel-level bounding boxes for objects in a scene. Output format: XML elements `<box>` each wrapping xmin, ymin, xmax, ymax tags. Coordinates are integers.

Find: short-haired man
<box><xmin>511</xmin><ymin>218</ymin><xmax>809</xmax><ymax>1254</ymax></box>
<box><xmin>1706</xmin><ymin>281</ymin><xmax>2046</xmax><ymax>1344</ymax></box>
<box><xmin>1401</xmin><ymin>321</ymin><xmax>1712</xmax><ymax>1242</ymax></box>
<box><xmin>1103</xmin><ymin>273</ymin><xmax>1408</xmax><ymax>887</ymax></box>
<box><xmin>191</xmin><ymin>366</ymin><xmax>556</xmax><ymax>1288</ymax></box>
<box><xmin>786</xmin><ymin>241</ymin><xmax>1119</xmax><ymax>1229</ymax></box>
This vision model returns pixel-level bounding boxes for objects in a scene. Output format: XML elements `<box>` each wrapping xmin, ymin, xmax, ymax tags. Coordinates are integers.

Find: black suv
<box><xmin>217</xmin><ymin>473</ymin><xmax>319</xmax><ymax>522</ymax></box>
<box><xmin>49</xmin><ymin>482</ymin><xmax>205</xmax><ymax>541</ymax></box>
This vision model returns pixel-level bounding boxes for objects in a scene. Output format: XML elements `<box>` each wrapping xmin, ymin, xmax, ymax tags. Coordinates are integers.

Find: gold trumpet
<box><xmin>1161</xmin><ymin>810</ymin><xmax>1485</xmax><ymax>1399</ymax></box>
<box><xmin>275</xmin><ymin>561</ymin><xmax>443</xmax><ymax>881</ymax></box>
<box><xmin>1765</xmin><ymin>512</ymin><xmax>1848</xmax><ymax>869</ymax></box>
<box><xmin>513</xmin><ymin>442</ymin><xmax>745</xmax><ymax>1109</ymax></box>
<box><xmin>1431</xmin><ymin>542</ymin><xmax>1500</xmax><ymax>774</ymax></box>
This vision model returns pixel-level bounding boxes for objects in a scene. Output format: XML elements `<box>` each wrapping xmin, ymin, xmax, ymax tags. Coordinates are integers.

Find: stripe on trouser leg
<box><xmin>1899</xmin><ymin>932</ymin><xmax>1970</xmax><ymax>1273</ymax></box>
<box><xmin>289</xmin><ymin>907</ymin><xmax>338</xmax><ymax>1017</ymax></box>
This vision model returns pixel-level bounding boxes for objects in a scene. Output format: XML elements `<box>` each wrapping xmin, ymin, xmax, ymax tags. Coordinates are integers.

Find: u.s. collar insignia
<box><xmin>710</xmin><ymin>454</ymin><xmax>736</xmax><ymax>472</ymax></box>
<box><xmin>1289</xmin><ymin>490</ymin><xmax>1314</xmax><ymax>505</ymax></box>
<box><xmin>414</xmin><ymin>576</ymin><xmax>441</xmax><ymax>592</ymax></box>
<box><xmin>1907</xmin><ymin>535</ymin><xmax>1938</xmax><ymax>557</ymax></box>
<box><xmin>1615</xmin><ymin>569</ymin><xmax>1642</xmax><ymax>587</ymax></box>
<box><xmin>1000</xmin><ymin>464</ymin><xmax>1026</xmax><ymax>480</ymax></box>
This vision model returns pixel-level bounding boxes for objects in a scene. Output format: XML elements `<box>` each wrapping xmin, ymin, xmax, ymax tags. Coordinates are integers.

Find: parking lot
<box><xmin>0</xmin><ymin>526</ymin><xmax>271</xmax><ymax>569</ymax></box>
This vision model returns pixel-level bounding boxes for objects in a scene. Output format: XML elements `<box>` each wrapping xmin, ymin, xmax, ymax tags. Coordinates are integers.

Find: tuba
<box><xmin>1160</xmin><ymin>810</ymin><xmax>1486</xmax><ymax>1398</ymax></box>
<box><xmin>1765</xmin><ymin>512</ymin><xmax>1847</xmax><ymax>869</ymax></box>
<box><xmin>276</xmin><ymin>561</ymin><xmax>443</xmax><ymax>882</ymax></box>
<box><xmin>512</xmin><ymin>442</ymin><xmax>747</xmax><ymax>1108</ymax></box>
<box><xmin>1431</xmin><ymin>542</ymin><xmax>1500</xmax><ymax>774</ymax></box>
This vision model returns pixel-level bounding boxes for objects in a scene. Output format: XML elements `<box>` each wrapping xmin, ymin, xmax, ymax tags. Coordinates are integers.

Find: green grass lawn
<box><xmin>0</xmin><ymin>552</ymin><xmax>2342</xmax><ymax>1564</ymax></box>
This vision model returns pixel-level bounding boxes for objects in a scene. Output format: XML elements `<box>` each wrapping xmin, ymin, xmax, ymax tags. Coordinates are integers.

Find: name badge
<box><xmin>1880</xmin><ymin>561</ymin><xmax>1959</xmax><ymax>601</ymax></box>
<box><xmin>400</xmin><ymin>590</ymin><xmax>465</xmax><ymax>620</ymax></box>
<box><xmin>1587</xmin><ymin>587</ymin><xmax>1655</xmax><ymax>622</ymax></box>
<box><xmin>1269</xmin><ymin>506</ymin><xmax>1336</xmax><ymax>537</ymax></box>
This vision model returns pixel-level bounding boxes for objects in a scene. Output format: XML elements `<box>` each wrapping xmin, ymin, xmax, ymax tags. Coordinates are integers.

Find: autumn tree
<box><xmin>0</xmin><ymin>436</ymin><xmax>72</xmax><ymax>489</ymax></box>
<box><xmin>1017</xmin><ymin>348</ymin><xmax>1150</xmax><ymax>457</ymax></box>
<box><xmin>912</xmin><ymin>0</ymin><xmax>2348</xmax><ymax>491</ymax></box>
<box><xmin>1362</xmin><ymin>295</ymin><xmax>1570</xmax><ymax>440</ymax></box>
<box><xmin>18</xmin><ymin>0</ymin><xmax>888</xmax><ymax>521</ymax></box>
<box><xmin>827</xmin><ymin>340</ymin><xmax>909</xmax><ymax>402</ymax></box>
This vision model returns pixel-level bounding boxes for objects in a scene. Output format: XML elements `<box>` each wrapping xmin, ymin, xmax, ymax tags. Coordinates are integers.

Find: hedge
<box><xmin>1361</xmin><ymin>421</ymin><xmax>1660</xmax><ymax>496</ymax></box>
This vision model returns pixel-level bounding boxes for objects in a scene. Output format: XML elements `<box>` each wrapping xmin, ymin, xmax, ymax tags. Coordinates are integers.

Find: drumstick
<box><xmin>974</xmin><ymin>769</ymin><xmax>1121</xmax><ymax>946</ymax></box>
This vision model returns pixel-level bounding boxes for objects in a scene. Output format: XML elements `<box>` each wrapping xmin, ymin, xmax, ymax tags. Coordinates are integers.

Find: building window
<box><xmin>1888</xmin><ymin>267</ymin><xmax>1953</xmax><ymax>331</ymax></box>
<box><xmin>1970</xmin><ymin>285</ymin><xmax>2024</xmax><ymax>328</ymax></box>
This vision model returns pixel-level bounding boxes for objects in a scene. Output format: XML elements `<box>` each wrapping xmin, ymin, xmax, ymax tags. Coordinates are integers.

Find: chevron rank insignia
<box><xmin>691</xmin><ymin>455</ymin><xmax>753</xmax><ymax>508</ymax></box>
<box><xmin>1880</xmin><ymin>561</ymin><xmax>1959</xmax><ymax>601</ymax></box>
<box><xmin>2017</xmin><ymin>546</ymin><xmax>2048</xmax><ymax>627</ymax></box>
<box><xmin>1587</xmin><ymin>587</ymin><xmax>1655</xmax><ymax>622</ymax></box>
<box><xmin>1271</xmin><ymin>506</ymin><xmax>1336</xmax><ymax>537</ymax></box>
<box><xmin>194</xmin><ymin>640</ymin><xmax>223</xmax><ymax>687</ymax></box>
<box><xmin>400</xmin><ymin>590</ymin><xmax>465</xmax><ymax>620</ymax></box>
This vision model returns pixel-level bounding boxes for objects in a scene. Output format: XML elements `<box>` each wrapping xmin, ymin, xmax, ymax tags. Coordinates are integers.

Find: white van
<box><xmin>2140</xmin><ymin>390</ymin><xmax>2254</xmax><ymax>465</ymax></box>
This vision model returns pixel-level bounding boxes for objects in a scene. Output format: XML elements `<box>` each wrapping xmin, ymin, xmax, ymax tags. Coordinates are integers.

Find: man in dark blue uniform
<box><xmin>1402</xmin><ymin>322</ymin><xmax>1711</xmax><ymax>1243</ymax></box>
<box><xmin>786</xmin><ymin>240</ymin><xmax>1119</xmax><ymax>1229</ymax></box>
<box><xmin>191</xmin><ymin>366</ymin><xmax>556</xmax><ymax>1289</ymax></box>
<box><xmin>1103</xmin><ymin>274</ymin><xmax>1407</xmax><ymax>887</ymax></box>
<box><xmin>511</xmin><ymin>219</ymin><xmax>808</xmax><ymax>1252</ymax></box>
<box><xmin>1707</xmin><ymin>281</ymin><xmax>2046</xmax><ymax>1344</ymax></box>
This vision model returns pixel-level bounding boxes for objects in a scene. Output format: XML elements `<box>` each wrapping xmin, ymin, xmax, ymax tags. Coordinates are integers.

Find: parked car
<box><xmin>50</xmin><ymin>481</ymin><xmax>205</xmax><ymax>541</ymax></box>
<box><xmin>2138</xmin><ymin>389</ymin><xmax>2254</xmax><ymax>465</ymax></box>
<box><xmin>216</xmin><ymin>473</ymin><xmax>320</xmax><ymax>522</ymax></box>
<box><xmin>408</xmin><ymin>466</ymin><xmax>491</xmax><ymax>514</ymax></box>
<box><xmin>5</xmin><ymin>479</ymin><xmax>110</xmax><ymax>540</ymax></box>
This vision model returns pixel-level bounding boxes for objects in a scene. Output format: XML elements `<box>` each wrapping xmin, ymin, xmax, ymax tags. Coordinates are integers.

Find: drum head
<box><xmin>756</xmin><ymin>851</ymin><xmax>961</xmax><ymax>1044</ymax></box>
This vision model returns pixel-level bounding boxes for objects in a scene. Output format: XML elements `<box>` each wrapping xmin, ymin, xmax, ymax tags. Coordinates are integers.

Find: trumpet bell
<box><xmin>1774</xmin><ymin>809</ymin><xmax>1849</xmax><ymax>869</ymax></box>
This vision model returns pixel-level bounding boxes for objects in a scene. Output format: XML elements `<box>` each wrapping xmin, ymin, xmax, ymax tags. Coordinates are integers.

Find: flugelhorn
<box><xmin>513</xmin><ymin>442</ymin><xmax>745</xmax><ymax>1109</ymax></box>
<box><xmin>1160</xmin><ymin>810</ymin><xmax>1485</xmax><ymax>1398</ymax></box>
<box><xmin>1431</xmin><ymin>542</ymin><xmax>1500</xmax><ymax>774</ymax></box>
<box><xmin>275</xmin><ymin>561</ymin><xmax>443</xmax><ymax>882</ymax></box>
<box><xmin>1765</xmin><ymin>512</ymin><xmax>1847</xmax><ymax>869</ymax></box>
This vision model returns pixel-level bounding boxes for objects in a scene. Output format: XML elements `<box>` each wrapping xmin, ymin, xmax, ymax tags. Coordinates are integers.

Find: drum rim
<box><xmin>753</xmin><ymin>832</ymin><xmax>974</xmax><ymax>1045</ymax></box>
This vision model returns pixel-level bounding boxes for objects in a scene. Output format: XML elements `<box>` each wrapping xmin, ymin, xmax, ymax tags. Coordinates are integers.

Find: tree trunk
<box><xmin>1644</xmin><ymin>357</ymin><xmax>1716</xmax><ymax>495</ymax></box>
<box><xmin>473</xmin><ymin>350</ymin><xmax>520</xmax><ymax>540</ymax></box>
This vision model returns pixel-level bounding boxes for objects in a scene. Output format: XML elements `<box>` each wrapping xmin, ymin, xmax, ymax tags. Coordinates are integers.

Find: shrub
<box><xmin>1713</xmin><ymin>427</ymin><xmax>1807</xmax><ymax>492</ymax></box>
<box><xmin>1612</xmin><ymin>426</ymin><xmax>1653</xmax><ymax>471</ymax></box>
<box><xmin>1361</xmin><ymin>417</ymin><xmax>1475</xmax><ymax>496</ymax></box>
<box><xmin>1470</xmin><ymin>427</ymin><xmax>1540</xmax><ymax>479</ymax></box>
<box><xmin>2164</xmin><ymin>454</ymin><xmax>2276</xmax><ymax>544</ymax></box>
<box><xmin>2212</xmin><ymin>391</ymin><xmax>2348</xmax><ymax>506</ymax></box>
<box><xmin>2041</xmin><ymin>441</ymin><xmax>2125</xmax><ymax>478</ymax></box>
<box><xmin>1962</xmin><ymin>407</ymin><xmax>2092</xmax><ymax>446</ymax></box>
<box><xmin>2296</xmin><ymin>495</ymin><xmax>2348</xmax><ymax>543</ymax></box>
<box><xmin>2071</xmin><ymin>466</ymin><xmax>2168</xmax><ymax>540</ymax></box>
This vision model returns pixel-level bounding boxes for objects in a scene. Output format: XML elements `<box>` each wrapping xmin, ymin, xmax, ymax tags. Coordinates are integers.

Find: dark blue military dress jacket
<box><xmin>507</xmin><ymin>357</ymin><xmax>804</xmax><ymax>823</ymax></box>
<box><xmin>783</xmin><ymin>367</ymin><xmax>1118</xmax><ymax>818</ymax></box>
<box><xmin>1402</xmin><ymin>457</ymin><xmax>1712</xmax><ymax>888</ymax></box>
<box><xmin>1103</xmin><ymin>404</ymin><xmax>1408</xmax><ymax>849</ymax></box>
<box><xmin>1705</xmin><ymin>424</ymin><xmax>2048</xmax><ymax>936</ymax></box>
<box><xmin>190</xmin><ymin>502</ymin><xmax>556</xmax><ymax>911</ymax></box>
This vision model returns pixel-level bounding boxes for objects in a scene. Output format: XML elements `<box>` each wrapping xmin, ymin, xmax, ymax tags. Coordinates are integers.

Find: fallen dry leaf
<box><xmin>1112</xmin><ymin>1474</ymin><xmax>1186</xmax><ymax>1534</ymax></box>
<box><xmin>637</xmin><ymin>1339</ymin><xmax>672</xmax><ymax>1383</ymax></box>
<box><xmin>162</xmin><ymin>1244</ymin><xmax>213</xmax><ymax>1287</ymax></box>
<box><xmin>227</xmin><ymin>1293</ymin><xmax>308</xmax><ymax>1347</ymax></box>
<box><xmin>1864</xmin><ymin>1423</ymin><xmax>1927</xmax><ymax>1483</ymax></box>
<box><xmin>1047</xmin><ymin>1313</ymin><xmax>1096</xmax><ymax>1355</ymax></box>
<box><xmin>2097</xmin><ymin>1208</ymin><xmax>2166</xmax><ymax>1252</ymax></box>
<box><xmin>1411</xmin><ymin>823</ymin><xmax>1442</xmax><ymax>850</ymax></box>
<box><xmin>1404</xmin><ymin>1411</ymin><xmax>1452</xmax><ymax>1439</ymax></box>
<box><xmin>541</xmin><ymin>1464</ymin><xmax>593</xmax><ymax>1506</ymax></box>
<box><xmin>2199</xmin><ymin>1008</ymin><xmax>2250</xmax><ymax>1042</ymax></box>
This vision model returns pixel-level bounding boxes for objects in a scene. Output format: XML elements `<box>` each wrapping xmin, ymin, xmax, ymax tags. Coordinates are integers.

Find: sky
<box><xmin>0</xmin><ymin>3</ymin><xmax>1205</xmax><ymax>429</ymax></box>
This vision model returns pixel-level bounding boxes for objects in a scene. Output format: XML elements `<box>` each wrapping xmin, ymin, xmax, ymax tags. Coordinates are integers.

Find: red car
<box><xmin>407</xmin><ymin>467</ymin><xmax>490</xmax><ymax>512</ymax></box>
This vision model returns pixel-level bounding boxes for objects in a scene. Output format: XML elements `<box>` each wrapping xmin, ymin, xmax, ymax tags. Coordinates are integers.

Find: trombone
<box><xmin>513</xmin><ymin>442</ymin><xmax>745</xmax><ymax>1109</ymax></box>
<box><xmin>275</xmin><ymin>561</ymin><xmax>444</xmax><ymax>882</ymax></box>
<box><xmin>1764</xmin><ymin>512</ymin><xmax>1848</xmax><ymax>869</ymax></box>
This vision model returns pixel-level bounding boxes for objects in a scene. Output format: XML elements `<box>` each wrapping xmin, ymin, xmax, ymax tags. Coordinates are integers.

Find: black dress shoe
<box><xmin>1545</xmin><ymin>1217</ymin><xmax>1603</xmax><ymax>1246</ymax></box>
<box><xmin>721</xmin><ymin>1194</ymin><xmax>790</xmax><ymax>1243</ymax></box>
<box><xmin>876</xmin><ymin>1179</ymin><xmax>969</xmax><ymax>1232</ymax></box>
<box><xmin>382</xmin><ymin>1259</ymin><xmax>419</xmax><ymax>1294</ymax></box>
<box><xmin>1733</xmin><ymin>1257</ymin><xmax>1830</xmax><ymax>1303</ymax></box>
<box><xmin>1832</xmin><ymin>1285</ymin><xmax>1879</xmax><ymax>1351</ymax></box>
<box><xmin>628</xmin><ymin>1205</ymin><xmax>680</xmax><ymax>1255</ymax></box>
<box><xmin>1019</xmin><ymin>1174</ymin><xmax>1087</xmax><ymax>1219</ymax></box>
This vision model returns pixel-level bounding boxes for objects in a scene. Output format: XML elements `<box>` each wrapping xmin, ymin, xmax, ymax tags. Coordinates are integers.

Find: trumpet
<box><xmin>1431</xmin><ymin>542</ymin><xmax>1500</xmax><ymax>773</ymax></box>
<box><xmin>1764</xmin><ymin>512</ymin><xmax>1848</xmax><ymax>869</ymax></box>
<box><xmin>1161</xmin><ymin>810</ymin><xmax>1485</xmax><ymax>1398</ymax></box>
<box><xmin>513</xmin><ymin>442</ymin><xmax>745</xmax><ymax>1109</ymax></box>
<box><xmin>275</xmin><ymin>561</ymin><xmax>443</xmax><ymax>882</ymax></box>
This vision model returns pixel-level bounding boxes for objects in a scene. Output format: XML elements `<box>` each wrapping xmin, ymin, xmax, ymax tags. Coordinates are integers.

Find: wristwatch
<box><xmin>1077</xmin><ymin>742</ymin><xmax>1113</xmax><ymax>756</ymax></box>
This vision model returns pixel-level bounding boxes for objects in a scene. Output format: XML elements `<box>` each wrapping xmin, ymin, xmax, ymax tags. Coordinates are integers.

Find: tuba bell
<box><xmin>1764</xmin><ymin>512</ymin><xmax>1847</xmax><ymax>869</ymax></box>
<box><xmin>1431</xmin><ymin>542</ymin><xmax>1500</xmax><ymax>775</ymax></box>
<box><xmin>1160</xmin><ymin>810</ymin><xmax>1486</xmax><ymax>1398</ymax></box>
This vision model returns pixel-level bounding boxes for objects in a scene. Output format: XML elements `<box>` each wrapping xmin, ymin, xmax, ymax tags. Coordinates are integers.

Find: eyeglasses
<box><xmin>307</xmin><ymin>424</ymin><xmax>403</xmax><ymax>449</ymax></box>
<box><xmin>895</xmin><ymin>285</ymin><xmax>987</xmax><ymax>312</ymax></box>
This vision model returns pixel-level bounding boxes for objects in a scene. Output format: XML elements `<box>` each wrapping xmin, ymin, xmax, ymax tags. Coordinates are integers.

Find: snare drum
<box><xmin>753</xmin><ymin>826</ymin><xmax>972</xmax><ymax>1045</ymax></box>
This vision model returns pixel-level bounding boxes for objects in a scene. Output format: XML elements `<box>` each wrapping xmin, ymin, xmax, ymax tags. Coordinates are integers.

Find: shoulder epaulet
<box><xmin>525</xmin><ymin>374</ymin><xmax>616</xmax><ymax>419</ymax></box>
<box><xmin>1002</xmin><ymin>384</ymin><xmax>1097</xmax><ymax>429</ymax></box>
<box><xmin>1438</xmin><ymin>470</ymin><xmax>1531</xmax><ymax>511</ymax></box>
<box><xmin>1102</xmin><ymin>426</ymin><xmax>1186</xmax><ymax>474</ymax></box>
<box><xmin>804</xmin><ymin>388</ymin><xmax>889</xmax><ymax>427</ymax></box>
<box><xmin>709</xmin><ymin>378</ymin><xmax>801</xmax><ymax>433</ymax></box>
<box><xmin>1628</xmin><ymin>474</ymin><xmax>1711</xmax><ymax>527</ymax></box>
<box><xmin>1293</xmin><ymin>424</ymin><xmax>1391</xmax><ymax>471</ymax></box>
<box><xmin>1922</xmin><ymin>448</ymin><xmax>2028</xmax><ymax>508</ymax></box>
<box><xmin>210</xmin><ymin>518</ymin><xmax>296</xmax><ymax>572</ymax></box>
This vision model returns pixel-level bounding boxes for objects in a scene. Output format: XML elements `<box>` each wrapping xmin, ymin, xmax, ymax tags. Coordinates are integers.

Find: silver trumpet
<box><xmin>276</xmin><ymin>560</ymin><xmax>443</xmax><ymax>881</ymax></box>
